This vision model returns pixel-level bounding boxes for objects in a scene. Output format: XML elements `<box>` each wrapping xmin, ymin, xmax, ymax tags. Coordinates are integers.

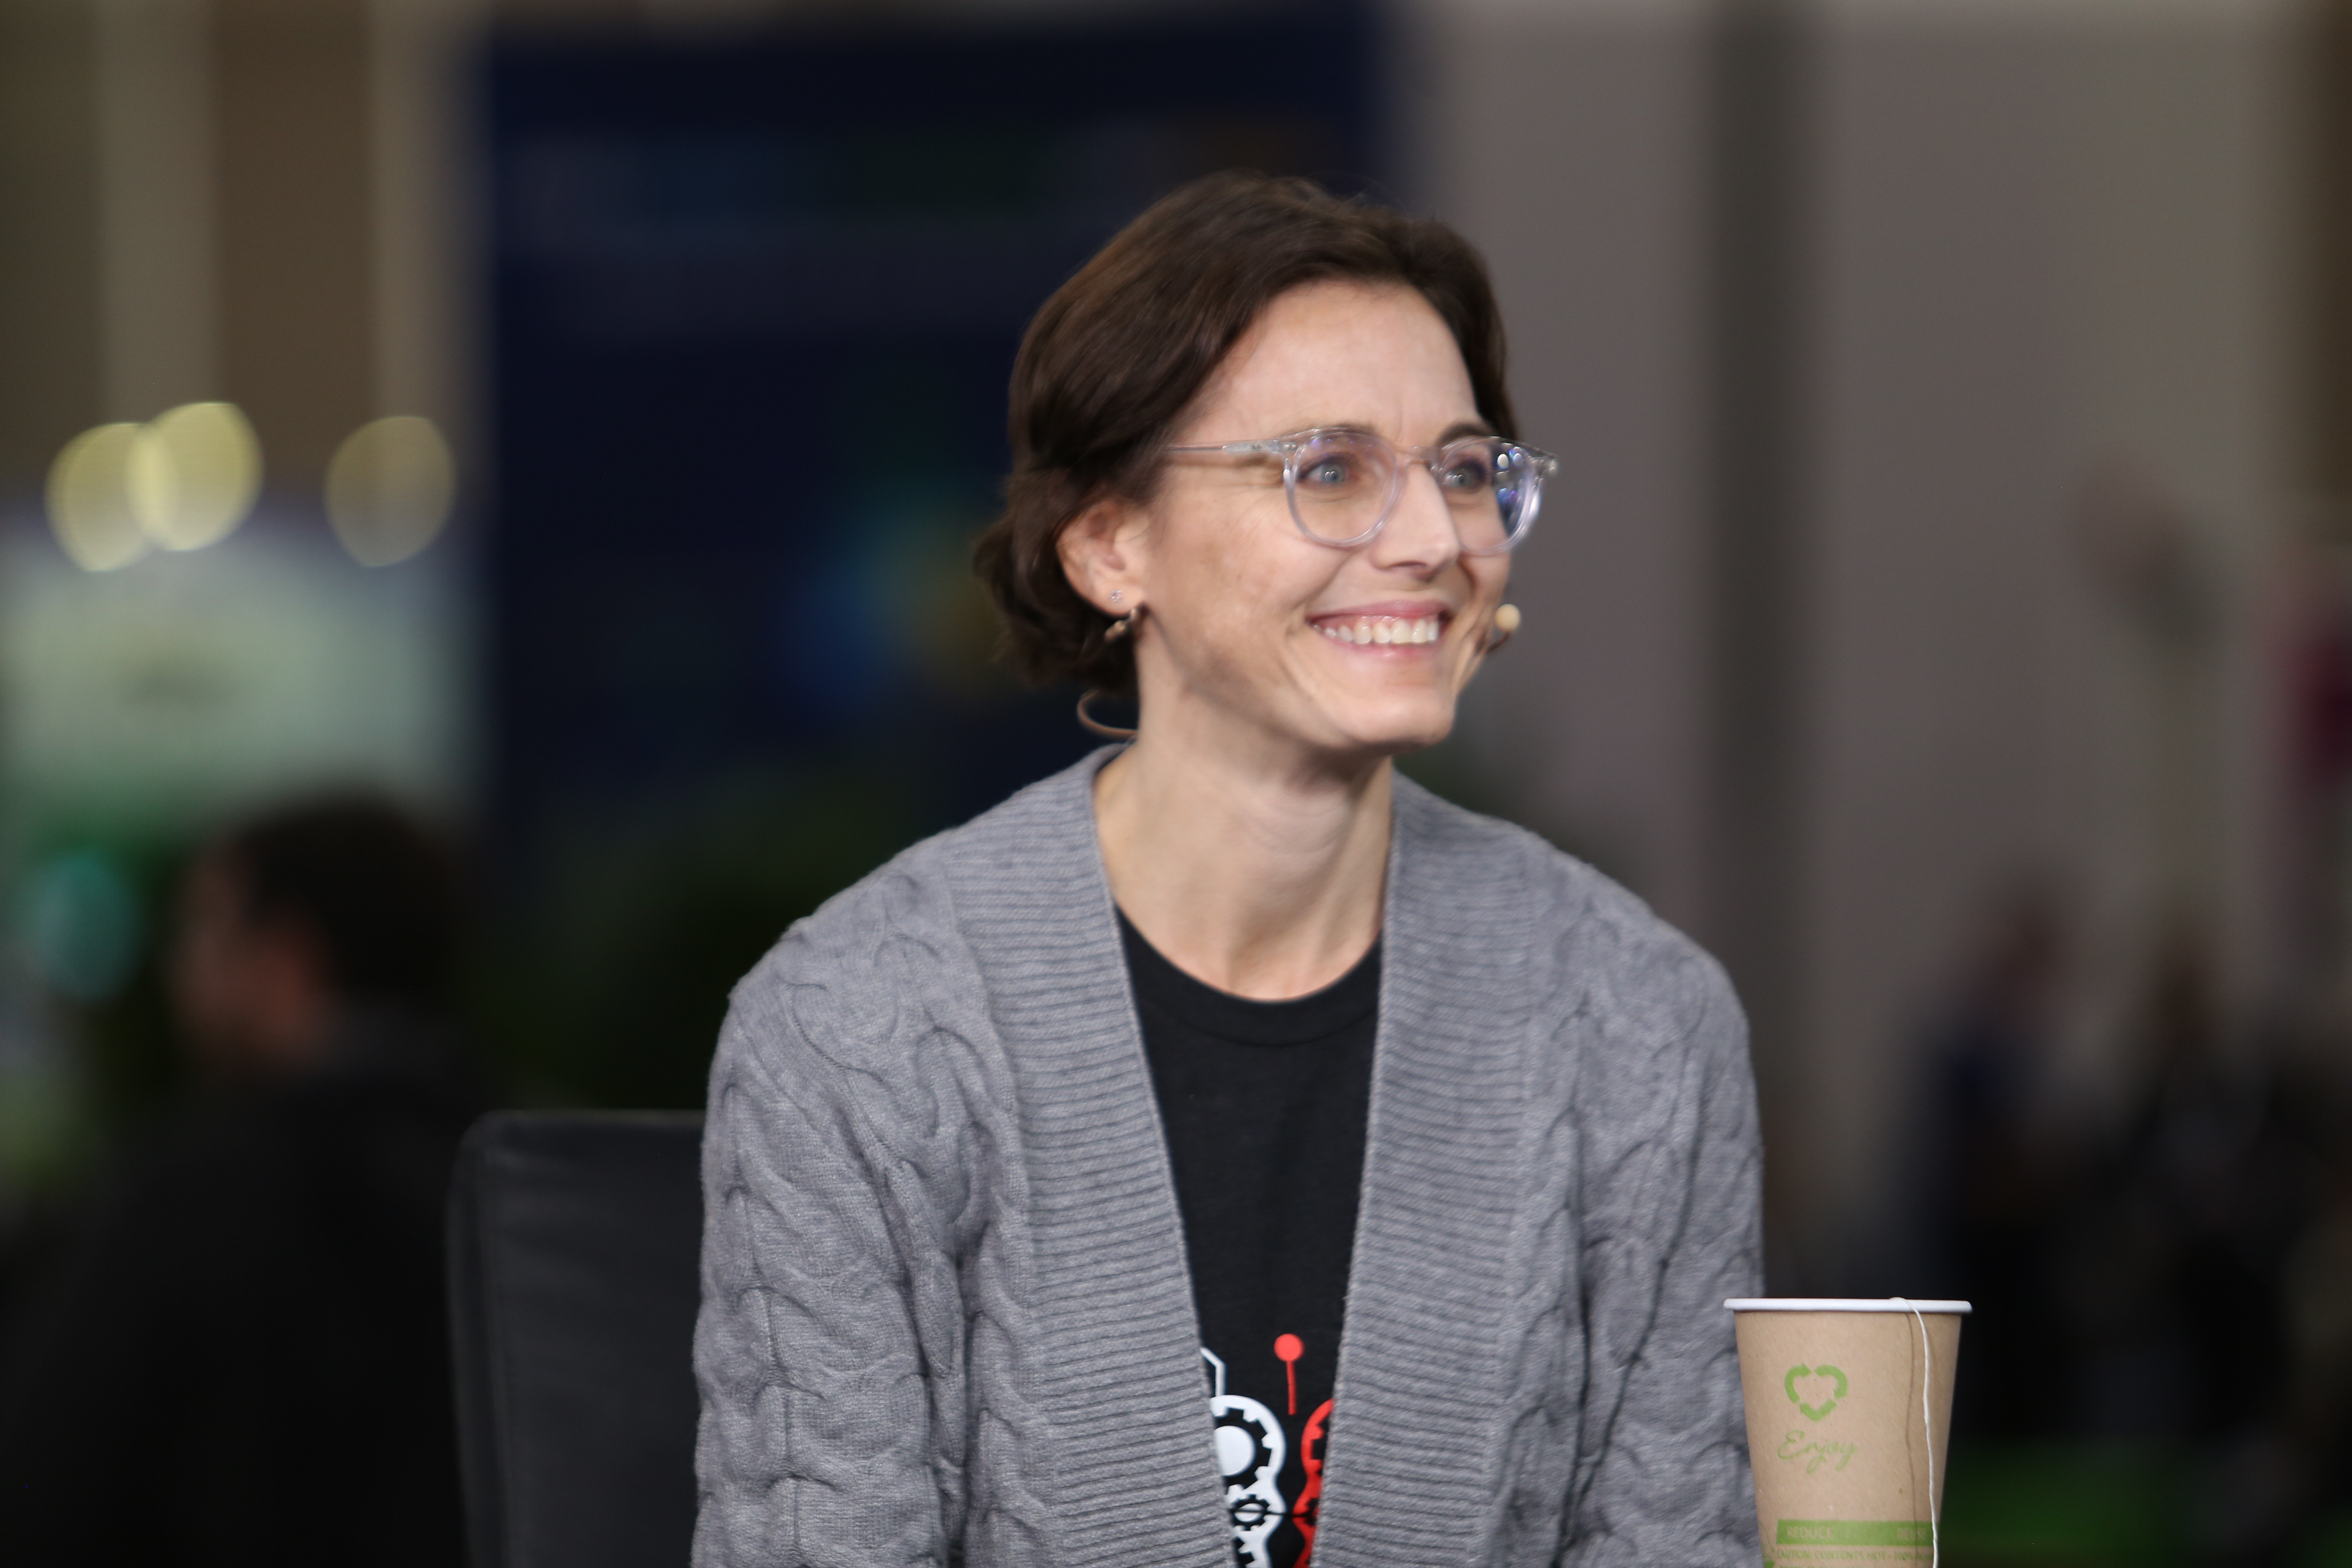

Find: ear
<box><xmin>1056</xmin><ymin>493</ymin><xmax>1146</xmax><ymax>616</ymax></box>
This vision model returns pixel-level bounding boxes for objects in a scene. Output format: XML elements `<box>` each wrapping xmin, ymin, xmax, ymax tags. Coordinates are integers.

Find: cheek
<box><xmin>1467</xmin><ymin>553</ymin><xmax>1510</xmax><ymax>605</ymax></box>
<box><xmin>1153</xmin><ymin>504</ymin><xmax>1332</xmax><ymax>643</ymax></box>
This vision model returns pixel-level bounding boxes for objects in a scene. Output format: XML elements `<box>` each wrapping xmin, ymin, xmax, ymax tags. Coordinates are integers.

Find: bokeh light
<box><xmin>130</xmin><ymin>401</ymin><xmax>262</xmax><ymax>551</ymax></box>
<box><xmin>46</xmin><ymin>423</ymin><xmax>153</xmax><ymax>573</ymax></box>
<box><xmin>46</xmin><ymin>404</ymin><xmax>263</xmax><ymax>572</ymax></box>
<box><xmin>326</xmin><ymin>415</ymin><xmax>456</xmax><ymax>567</ymax></box>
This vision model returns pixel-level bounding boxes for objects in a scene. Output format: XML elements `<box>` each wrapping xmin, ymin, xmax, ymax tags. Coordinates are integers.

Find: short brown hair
<box><xmin>218</xmin><ymin>793</ymin><xmax>462</xmax><ymax>1007</ymax></box>
<box><xmin>973</xmin><ymin>172</ymin><xmax>1515</xmax><ymax>694</ymax></box>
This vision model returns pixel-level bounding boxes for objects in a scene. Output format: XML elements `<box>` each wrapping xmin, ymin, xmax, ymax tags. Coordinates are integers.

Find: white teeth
<box><xmin>1315</xmin><ymin>615</ymin><xmax>1443</xmax><ymax>646</ymax></box>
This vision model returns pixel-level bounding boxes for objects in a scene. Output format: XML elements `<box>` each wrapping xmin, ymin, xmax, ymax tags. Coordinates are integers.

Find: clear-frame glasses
<box><xmin>1162</xmin><ymin>427</ymin><xmax>1557</xmax><ymax>554</ymax></box>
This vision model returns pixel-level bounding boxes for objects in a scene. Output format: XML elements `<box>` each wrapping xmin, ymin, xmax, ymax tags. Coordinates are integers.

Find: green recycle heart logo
<box><xmin>1784</xmin><ymin>1363</ymin><xmax>1849</xmax><ymax>1423</ymax></box>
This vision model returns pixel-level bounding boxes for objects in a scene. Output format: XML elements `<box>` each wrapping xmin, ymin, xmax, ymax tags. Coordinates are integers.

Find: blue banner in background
<box><xmin>483</xmin><ymin>3</ymin><xmax>1380</xmax><ymax>1102</ymax></box>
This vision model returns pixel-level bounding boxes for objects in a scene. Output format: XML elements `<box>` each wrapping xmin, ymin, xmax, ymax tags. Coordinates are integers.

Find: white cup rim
<box><xmin>1724</xmin><ymin>1297</ymin><xmax>1972</xmax><ymax>1314</ymax></box>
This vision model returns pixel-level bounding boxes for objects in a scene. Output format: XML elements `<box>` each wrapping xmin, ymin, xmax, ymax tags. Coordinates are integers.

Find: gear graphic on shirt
<box><xmin>1203</xmin><ymin>1351</ymin><xmax>1287</xmax><ymax>1568</ymax></box>
<box><xmin>1212</xmin><ymin>1402</ymin><xmax>1280</xmax><ymax>1485</ymax></box>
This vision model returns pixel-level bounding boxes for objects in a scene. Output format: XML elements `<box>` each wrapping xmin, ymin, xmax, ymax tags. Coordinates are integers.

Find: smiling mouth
<box><xmin>1311</xmin><ymin>613</ymin><xmax>1445</xmax><ymax>647</ymax></box>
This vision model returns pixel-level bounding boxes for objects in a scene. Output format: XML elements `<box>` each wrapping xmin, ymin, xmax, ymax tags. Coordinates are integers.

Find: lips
<box><xmin>1314</xmin><ymin>613</ymin><xmax>1440</xmax><ymax>646</ymax></box>
<box><xmin>1308</xmin><ymin>603</ymin><xmax>1451</xmax><ymax>649</ymax></box>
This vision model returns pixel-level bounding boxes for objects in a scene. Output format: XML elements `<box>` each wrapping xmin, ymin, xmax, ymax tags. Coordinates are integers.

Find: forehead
<box><xmin>1193</xmin><ymin>279</ymin><xmax>1477</xmax><ymax>433</ymax></box>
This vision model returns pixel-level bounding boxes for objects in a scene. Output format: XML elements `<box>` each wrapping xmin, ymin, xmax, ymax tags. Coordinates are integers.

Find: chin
<box><xmin>1323</xmin><ymin>696</ymin><xmax>1456</xmax><ymax>757</ymax></box>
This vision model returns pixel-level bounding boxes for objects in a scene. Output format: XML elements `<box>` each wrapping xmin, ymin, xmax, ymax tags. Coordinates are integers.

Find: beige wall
<box><xmin>0</xmin><ymin>0</ymin><xmax>480</xmax><ymax>498</ymax></box>
<box><xmin>0</xmin><ymin>0</ymin><xmax>105</xmax><ymax>487</ymax></box>
<box><xmin>1428</xmin><ymin>0</ymin><xmax>2311</xmax><ymax>1267</ymax></box>
<box><xmin>216</xmin><ymin>0</ymin><xmax>377</xmax><ymax>481</ymax></box>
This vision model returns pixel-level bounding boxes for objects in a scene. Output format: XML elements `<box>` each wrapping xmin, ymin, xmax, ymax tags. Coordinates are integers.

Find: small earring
<box><xmin>1103</xmin><ymin>598</ymin><xmax>1139</xmax><ymax>643</ymax></box>
<box><xmin>1487</xmin><ymin>603</ymin><xmax>1522</xmax><ymax>650</ymax></box>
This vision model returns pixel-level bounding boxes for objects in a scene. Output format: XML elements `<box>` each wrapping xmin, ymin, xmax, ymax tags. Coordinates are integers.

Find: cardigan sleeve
<box><xmin>694</xmin><ymin>968</ymin><xmax>949</xmax><ymax>1568</ymax></box>
<box><xmin>1563</xmin><ymin>952</ymin><xmax>1764</xmax><ymax>1568</ymax></box>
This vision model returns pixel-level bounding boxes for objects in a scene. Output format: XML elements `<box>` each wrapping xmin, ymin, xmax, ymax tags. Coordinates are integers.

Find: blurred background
<box><xmin>0</xmin><ymin>0</ymin><xmax>2347</xmax><ymax>1561</ymax></box>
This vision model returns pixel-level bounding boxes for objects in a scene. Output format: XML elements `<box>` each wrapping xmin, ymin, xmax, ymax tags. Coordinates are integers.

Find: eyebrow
<box><xmin>1316</xmin><ymin>419</ymin><xmax>1497</xmax><ymax>445</ymax></box>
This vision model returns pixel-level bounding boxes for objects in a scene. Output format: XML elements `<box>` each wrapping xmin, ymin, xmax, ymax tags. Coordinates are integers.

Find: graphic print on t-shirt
<box><xmin>1205</xmin><ymin>1348</ymin><xmax>1287</xmax><ymax>1567</ymax></box>
<box><xmin>1295</xmin><ymin>1393</ymin><xmax>1331</xmax><ymax>1564</ymax></box>
<box><xmin>1121</xmin><ymin>908</ymin><xmax>1373</xmax><ymax>1568</ymax></box>
<box><xmin>1204</xmin><ymin>1342</ymin><xmax>1338</xmax><ymax>1568</ymax></box>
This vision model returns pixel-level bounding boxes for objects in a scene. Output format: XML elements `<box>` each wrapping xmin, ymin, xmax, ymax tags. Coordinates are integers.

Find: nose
<box><xmin>1364</xmin><ymin>456</ymin><xmax>1463</xmax><ymax>576</ymax></box>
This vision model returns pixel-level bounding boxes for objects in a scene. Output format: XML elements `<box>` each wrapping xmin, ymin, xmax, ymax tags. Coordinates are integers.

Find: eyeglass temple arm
<box><xmin>1161</xmin><ymin>440</ymin><xmax>1292</xmax><ymax>456</ymax></box>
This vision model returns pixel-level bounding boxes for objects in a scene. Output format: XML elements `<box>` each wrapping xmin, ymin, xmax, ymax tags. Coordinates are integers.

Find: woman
<box><xmin>696</xmin><ymin>173</ymin><xmax>1760</xmax><ymax>1568</ymax></box>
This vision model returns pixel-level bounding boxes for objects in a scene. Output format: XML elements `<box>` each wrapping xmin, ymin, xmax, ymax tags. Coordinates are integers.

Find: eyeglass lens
<box><xmin>1287</xmin><ymin>432</ymin><xmax>1537</xmax><ymax>552</ymax></box>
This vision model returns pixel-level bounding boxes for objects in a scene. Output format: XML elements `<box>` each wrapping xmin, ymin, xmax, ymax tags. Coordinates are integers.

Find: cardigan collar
<box><xmin>943</xmin><ymin>748</ymin><xmax>1545</xmax><ymax>1566</ymax></box>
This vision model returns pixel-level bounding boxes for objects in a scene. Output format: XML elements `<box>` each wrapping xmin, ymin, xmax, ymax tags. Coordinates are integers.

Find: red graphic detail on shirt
<box><xmin>1273</xmin><ymin>1333</ymin><xmax>1303</xmax><ymax>1415</ymax></box>
<box><xmin>1295</xmin><ymin>1397</ymin><xmax>1332</xmax><ymax>1568</ymax></box>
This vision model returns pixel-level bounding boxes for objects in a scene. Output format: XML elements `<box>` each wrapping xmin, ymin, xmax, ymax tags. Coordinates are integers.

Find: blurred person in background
<box><xmin>2067</xmin><ymin>928</ymin><xmax>2311</xmax><ymax>1559</ymax></box>
<box><xmin>1880</xmin><ymin>900</ymin><xmax>2352</xmax><ymax>1561</ymax></box>
<box><xmin>2074</xmin><ymin>932</ymin><xmax>2275</xmax><ymax>1438</ymax></box>
<box><xmin>0</xmin><ymin>795</ymin><xmax>480</xmax><ymax>1567</ymax></box>
<box><xmin>695</xmin><ymin>173</ymin><xmax>1761</xmax><ymax>1568</ymax></box>
<box><xmin>1887</xmin><ymin>884</ymin><xmax>2079</xmax><ymax>1442</ymax></box>
<box><xmin>2284</xmin><ymin>1082</ymin><xmax>2352</xmax><ymax>1544</ymax></box>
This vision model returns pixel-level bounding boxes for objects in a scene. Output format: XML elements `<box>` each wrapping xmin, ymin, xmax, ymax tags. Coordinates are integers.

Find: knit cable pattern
<box><xmin>694</xmin><ymin>752</ymin><xmax>1761</xmax><ymax>1567</ymax></box>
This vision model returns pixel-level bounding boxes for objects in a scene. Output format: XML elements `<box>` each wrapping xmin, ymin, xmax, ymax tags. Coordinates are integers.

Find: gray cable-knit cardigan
<box><xmin>695</xmin><ymin>749</ymin><xmax>1762</xmax><ymax>1567</ymax></box>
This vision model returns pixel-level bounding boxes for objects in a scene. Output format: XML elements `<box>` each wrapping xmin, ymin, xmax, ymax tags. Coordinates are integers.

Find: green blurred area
<box><xmin>482</xmin><ymin>765</ymin><xmax>916</xmax><ymax>1113</ymax></box>
<box><xmin>1941</xmin><ymin>1446</ymin><xmax>2189</xmax><ymax>1568</ymax></box>
<box><xmin>1936</xmin><ymin>1444</ymin><xmax>2352</xmax><ymax>1568</ymax></box>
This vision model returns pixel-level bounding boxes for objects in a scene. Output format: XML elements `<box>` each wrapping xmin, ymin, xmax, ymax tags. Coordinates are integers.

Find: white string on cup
<box><xmin>1890</xmin><ymin>1297</ymin><xmax>1937</xmax><ymax>1568</ymax></box>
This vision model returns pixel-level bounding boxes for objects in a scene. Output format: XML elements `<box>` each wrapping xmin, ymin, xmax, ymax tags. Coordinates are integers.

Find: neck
<box><xmin>1092</xmin><ymin>708</ymin><xmax>1392</xmax><ymax>1001</ymax></box>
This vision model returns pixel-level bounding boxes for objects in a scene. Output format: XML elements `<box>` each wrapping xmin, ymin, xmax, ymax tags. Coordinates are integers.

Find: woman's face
<box><xmin>1073</xmin><ymin>278</ymin><xmax>1512</xmax><ymax>762</ymax></box>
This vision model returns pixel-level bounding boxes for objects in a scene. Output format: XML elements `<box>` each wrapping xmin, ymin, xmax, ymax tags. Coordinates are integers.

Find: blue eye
<box><xmin>1439</xmin><ymin>456</ymin><xmax>1493</xmax><ymax>491</ymax></box>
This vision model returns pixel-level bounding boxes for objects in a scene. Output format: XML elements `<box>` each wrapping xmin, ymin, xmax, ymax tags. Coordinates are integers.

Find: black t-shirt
<box><xmin>1121</xmin><ymin>910</ymin><xmax>1377</xmax><ymax>1568</ymax></box>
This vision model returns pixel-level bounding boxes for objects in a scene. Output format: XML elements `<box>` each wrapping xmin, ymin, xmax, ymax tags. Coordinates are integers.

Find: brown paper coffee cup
<box><xmin>1725</xmin><ymin>1298</ymin><xmax>1969</xmax><ymax>1566</ymax></box>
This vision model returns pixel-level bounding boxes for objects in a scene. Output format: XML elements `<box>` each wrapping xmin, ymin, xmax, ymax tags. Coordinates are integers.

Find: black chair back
<box><xmin>447</xmin><ymin>1111</ymin><xmax>704</xmax><ymax>1568</ymax></box>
